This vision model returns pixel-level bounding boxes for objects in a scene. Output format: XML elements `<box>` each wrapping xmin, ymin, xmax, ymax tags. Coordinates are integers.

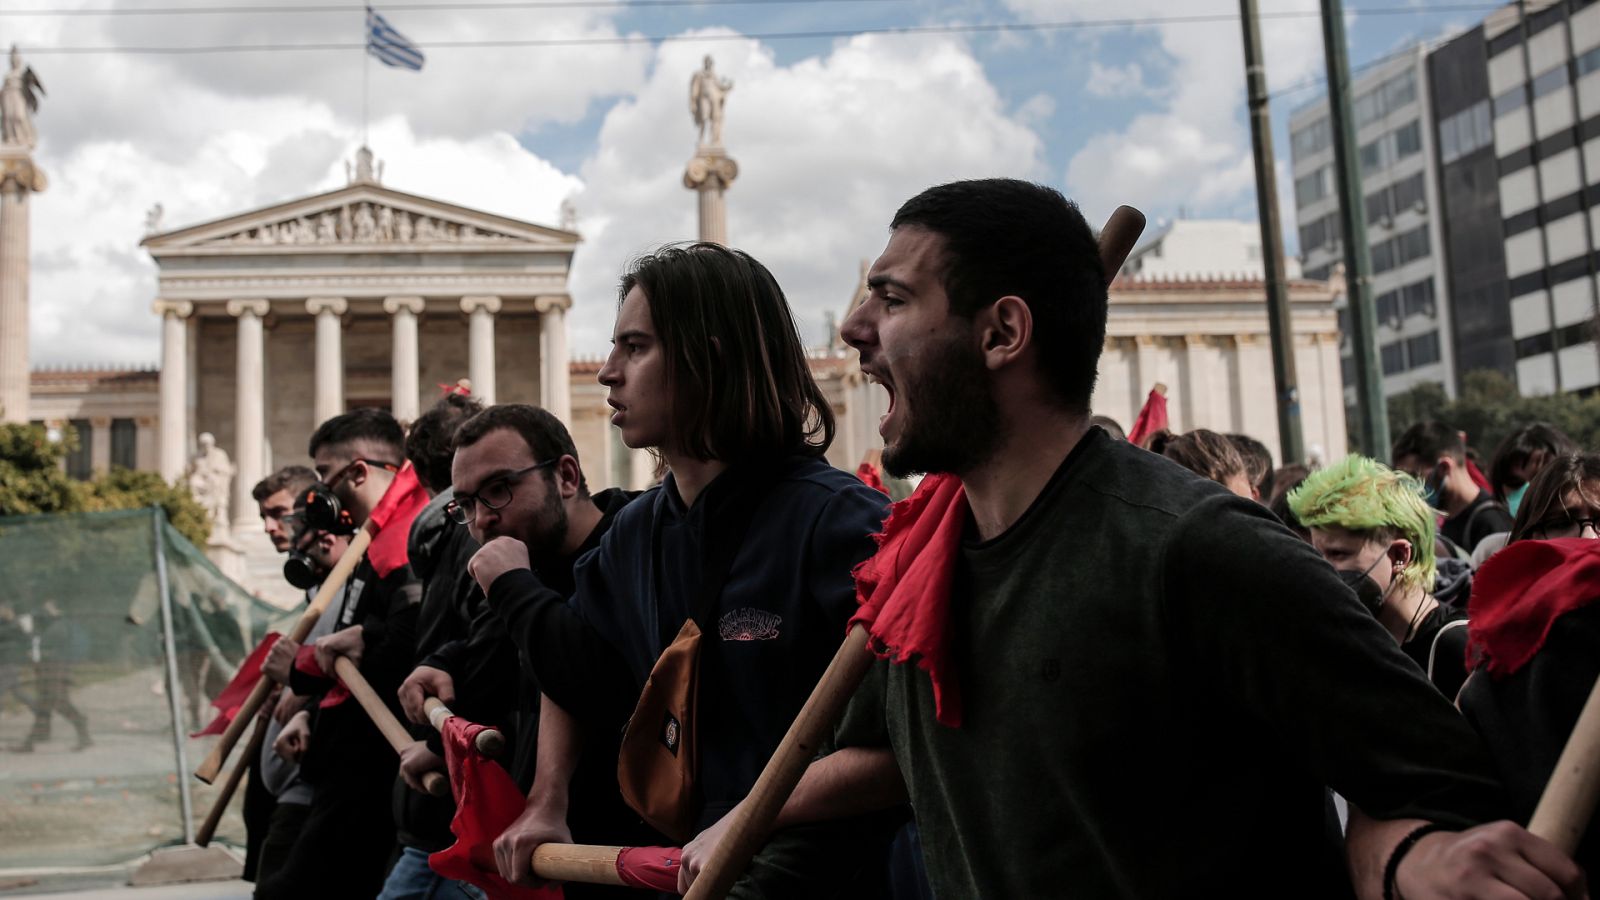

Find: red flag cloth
<box><xmin>1467</xmin><ymin>456</ymin><xmax>1493</xmax><ymax>493</ymax></box>
<box><xmin>1468</xmin><ymin>538</ymin><xmax>1600</xmax><ymax>676</ymax></box>
<box><xmin>292</xmin><ymin>643</ymin><xmax>351</xmax><ymax>709</ymax></box>
<box><xmin>614</xmin><ymin>846</ymin><xmax>683</xmax><ymax>891</ymax></box>
<box><xmin>848</xmin><ymin>473</ymin><xmax>969</xmax><ymax>728</ymax></box>
<box><xmin>428</xmin><ymin>716</ymin><xmax>562</xmax><ymax>900</ymax></box>
<box><xmin>367</xmin><ymin>462</ymin><xmax>431</xmax><ymax>578</ymax></box>
<box><xmin>856</xmin><ymin>459</ymin><xmax>889</xmax><ymax>496</ymax></box>
<box><xmin>1126</xmin><ymin>388</ymin><xmax>1169</xmax><ymax>447</ymax></box>
<box><xmin>190</xmin><ymin>632</ymin><xmax>279</xmax><ymax>737</ymax></box>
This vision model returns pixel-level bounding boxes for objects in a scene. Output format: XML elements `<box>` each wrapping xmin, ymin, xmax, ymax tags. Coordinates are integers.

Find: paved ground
<box><xmin>0</xmin><ymin>877</ymin><xmax>252</xmax><ymax>898</ymax></box>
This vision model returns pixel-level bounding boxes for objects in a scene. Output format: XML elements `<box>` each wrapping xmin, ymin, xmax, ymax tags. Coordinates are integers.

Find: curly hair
<box><xmin>1287</xmin><ymin>454</ymin><xmax>1437</xmax><ymax>595</ymax></box>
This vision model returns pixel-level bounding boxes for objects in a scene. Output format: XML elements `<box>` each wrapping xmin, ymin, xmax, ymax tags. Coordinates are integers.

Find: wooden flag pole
<box><xmin>423</xmin><ymin>696</ymin><xmax>506</xmax><ymax>757</ymax></box>
<box><xmin>194</xmin><ymin>523</ymin><xmax>375</xmax><ymax>783</ymax></box>
<box><xmin>194</xmin><ymin>713</ymin><xmax>269</xmax><ymax>847</ymax></box>
<box><xmin>530</xmin><ymin>843</ymin><xmax>632</xmax><ymax>886</ymax></box>
<box><xmin>683</xmin><ymin>205</ymin><xmax>1148</xmax><ymax>900</ymax></box>
<box><xmin>1528</xmin><ymin>673</ymin><xmax>1600</xmax><ymax>853</ymax></box>
<box><xmin>331</xmin><ymin>655</ymin><xmax>449</xmax><ymax>798</ymax></box>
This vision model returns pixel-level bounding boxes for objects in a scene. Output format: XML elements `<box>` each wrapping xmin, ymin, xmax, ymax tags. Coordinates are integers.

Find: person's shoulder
<box><xmin>774</xmin><ymin>457</ymin><xmax>890</xmax><ymax>506</ymax></box>
<box><xmin>606</xmin><ymin>483</ymin><xmax>666</xmax><ymax>533</ymax></box>
<box><xmin>1080</xmin><ymin>437</ymin><xmax>1235</xmax><ymax>519</ymax></box>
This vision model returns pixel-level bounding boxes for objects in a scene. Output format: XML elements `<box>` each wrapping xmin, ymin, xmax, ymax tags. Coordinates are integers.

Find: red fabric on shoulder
<box><xmin>368</xmin><ymin>463</ymin><xmax>430</xmax><ymax>578</ymax></box>
<box><xmin>856</xmin><ymin>459</ymin><xmax>889</xmax><ymax>496</ymax></box>
<box><xmin>614</xmin><ymin>846</ymin><xmax>682</xmax><ymax>892</ymax></box>
<box><xmin>428</xmin><ymin>715</ymin><xmax>562</xmax><ymax>900</ymax></box>
<box><xmin>1126</xmin><ymin>388</ymin><xmax>1168</xmax><ymax>447</ymax></box>
<box><xmin>190</xmin><ymin>632</ymin><xmax>278</xmax><ymax>737</ymax></box>
<box><xmin>1468</xmin><ymin>537</ymin><xmax>1600</xmax><ymax>676</ymax></box>
<box><xmin>849</xmin><ymin>472</ymin><xmax>969</xmax><ymax>728</ymax></box>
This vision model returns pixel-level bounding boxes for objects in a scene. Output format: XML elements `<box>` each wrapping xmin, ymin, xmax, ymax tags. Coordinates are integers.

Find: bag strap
<box><xmin>1427</xmin><ymin>617</ymin><xmax>1470</xmax><ymax>683</ymax></box>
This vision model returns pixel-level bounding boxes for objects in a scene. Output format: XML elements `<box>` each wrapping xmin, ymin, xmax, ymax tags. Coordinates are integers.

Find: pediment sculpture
<box><xmin>204</xmin><ymin>201</ymin><xmax>520</xmax><ymax>247</ymax></box>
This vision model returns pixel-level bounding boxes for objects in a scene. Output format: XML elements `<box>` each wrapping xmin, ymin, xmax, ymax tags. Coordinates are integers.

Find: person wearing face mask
<box><xmin>1289</xmin><ymin>455</ymin><xmax>1471</xmax><ymax>700</ymax></box>
<box><xmin>1393</xmin><ymin>422</ymin><xmax>1514</xmax><ymax>558</ymax></box>
<box><xmin>1490</xmin><ymin>424</ymin><xmax>1577</xmax><ymax>521</ymax></box>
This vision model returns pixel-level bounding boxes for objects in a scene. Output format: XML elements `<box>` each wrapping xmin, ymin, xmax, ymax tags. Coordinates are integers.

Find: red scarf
<box><xmin>1468</xmin><ymin>538</ymin><xmax>1600</xmax><ymax>676</ymax></box>
<box><xmin>190</xmin><ymin>632</ymin><xmax>279</xmax><ymax>737</ymax></box>
<box><xmin>849</xmin><ymin>473</ymin><xmax>968</xmax><ymax>727</ymax></box>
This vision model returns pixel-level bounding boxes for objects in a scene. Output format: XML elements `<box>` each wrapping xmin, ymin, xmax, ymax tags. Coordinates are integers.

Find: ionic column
<box><xmin>683</xmin><ymin>152</ymin><xmax>739</xmax><ymax>246</ymax></box>
<box><xmin>305</xmin><ymin>297</ymin><xmax>347</xmax><ymax>425</ymax></box>
<box><xmin>384</xmin><ymin>296</ymin><xmax>424</xmax><ymax>421</ymax></box>
<box><xmin>227</xmin><ymin>298</ymin><xmax>270</xmax><ymax>531</ymax></box>
<box><xmin>0</xmin><ymin>153</ymin><xmax>46</xmax><ymax>423</ymax></box>
<box><xmin>1182</xmin><ymin>335</ymin><xmax>1216</xmax><ymax>433</ymax></box>
<box><xmin>461</xmin><ymin>295</ymin><xmax>501</xmax><ymax>406</ymax></box>
<box><xmin>89</xmin><ymin>416</ymin><xmax>111</xmax><ymax>472</ymax></box>
<box><xmin>537</xmin><ymin>295</ymin><xmax>572</xmax><ymax>423</ymax></box>
<box><xmin>153</xmin><ymin>299</ymin><xmax>193</xmax><ymax>482</ymax></box>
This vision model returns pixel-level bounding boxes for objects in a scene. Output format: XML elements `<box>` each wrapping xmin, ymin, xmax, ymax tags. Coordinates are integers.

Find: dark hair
<box><xmin>405</xmin><ymin>394</ymin><xmax>485</xmax><ymax>493</ymax></box>
<box><xmin>1489</xmin><ymin>422</ymin><xmax>1578</xmax><ymax>502</ymax></box>
<box><xmin>890</xmin><ymin>179</ymin><xmax>1106</xmax><ymax>413</ymax></box>
<box><xmin>308</xmin><ymin>407</ymin><xmax>405</xmax><ymax>462</ymax></box>
<box><xmin>1161</xmin><ymin>429</ymin><xmax>1248</xmax><ymax>487</ymax></box>
<box><xmin>1226</xmin><ymin>433</ymin><xmax>1275</xmax><ymax>497</ymax></box>
<box><xmin>1090</xmin><ymin>415</ymin><xmax>1126</xmax><ymax>441</ymax></box>
<box><xmin>1508</xmin><ymin>453</ymin><xmax>1600</xmax><ymax>543</ymax></box>
<box><xmin>252</xmin><ymin>465</ymin><xmax>316</xmax><ymax>503</ymax></box>
<box><xmin>620</xmin><ymin>243</ymin><xmax>833</xmax><ymax>461</ymax></box>
<box><xmin>1391</xmin><ymin>420</ymin><xmax>1464</xmax><ymax>465</ymax></box>
<box><xmin>1268</xmin><ymin>463</ymin><xmax>1310</xmax><ymax>507</ymax></box>
<box><xmin>1269</xmin><ymin>471</ymin><xmax>1312</xmax><ymax>542</ymax></box>
<box><xmin>453</xmin><ymin>404</ymin><xmax>587</xmax><ymax>496</ymax></box>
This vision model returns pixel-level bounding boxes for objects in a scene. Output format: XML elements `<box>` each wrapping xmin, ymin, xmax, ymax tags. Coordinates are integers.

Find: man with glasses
<box><xmin>256</xmin><ymin>408</ymin><xmax>424</xmax><ymax>900</ymax></box>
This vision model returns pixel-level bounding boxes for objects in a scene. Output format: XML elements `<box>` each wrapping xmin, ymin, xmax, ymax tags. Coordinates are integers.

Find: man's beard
<box><xmin>880</xmin><ymin>329</ymin><xmax>1002</xmax><ymax>479</ymax></box>
<box><xmin>520</xmin><ymin>479</ymin><xmax>570</xmax><ymax>567</ymax></box>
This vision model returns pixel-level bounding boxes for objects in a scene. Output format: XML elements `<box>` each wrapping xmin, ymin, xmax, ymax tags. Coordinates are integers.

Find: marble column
<box><xmin>683</xmin><ymin>151</ymin><xmax>739</xmax><ymax>245</ymax></box>
<box><xmin>0</xmin><ymin>151</ymin><xmax>46</xmax><ymax>423</ymax></box>
<box><xmin>227</xmin><ymin>299</ymin><xmax>270</xmax><ymax>531</ymax></box>
<box><xmin>1182</xmin><ymin>335</ymin><xmax>1217</xmax><ymax>433</ymax></box>
<box><xmin>461</xmin><ymin>295</ymin><xmax>501</xmax><ymax>406</ymax></box>
<box><xmin>537</xmin><ymin>295</ymin><xmax>572</xmax><ymax>423</ymax></box>
<box><xmin>384</xmin><ymin>296</ymin><xmax>424</xmax><ymax>421</ymax></box>
<box><xmin>306</xmin><ymin>297</ymin><xmax>347</xmax><ymax>426</ymax></box>
<box><xmin>89</xmin><ymin>416</ymin><xmax>111</xmax><ymax>472</ymax></box>
<box><xmin>135</xmin><ymin>416</ymin><xmax>157</xmax><ymax>472</ymax></box>
<box><xmin>153</xmin><ymin>299</ymin><xmax>194</xmax><ymax>482</ymax></box>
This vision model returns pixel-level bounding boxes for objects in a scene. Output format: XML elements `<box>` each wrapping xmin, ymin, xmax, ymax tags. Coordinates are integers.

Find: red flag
<box><xmin>1126</xmin><ymin>388</ymin><xmax>1169</xmax><ymax>448</ymax></box>
<box><xmin>614</xmin><ymin>847</ymin><xmax>682</xmax><ymax>891</ymax></box>
<box><xmin>292</xmin><ymin>643</ymin><xmax>352</xmax><ymax>708</ymax></box>
<box><xmin>856</xmin><ymin>458</ymin><xmax>888</xmax><ymax>496</ymax></box>
<box><xmin>190</xmin><ymin>632</ymin><xmax>279</xmax><ymax>737</ymax></box>
<box><xmin>1469</xmin><ymin>538</ymin><xmax>1600</xmax><ymax>677</ymax></box>
<box><xmin>849</xmin><ymin>473</ymin><xmax>968</xmax><ymax>728</ymax></box>
<box><xmin>367</xmin><ymin>462</ymin><xmax>431</xmax><ymax>578</ymax></box>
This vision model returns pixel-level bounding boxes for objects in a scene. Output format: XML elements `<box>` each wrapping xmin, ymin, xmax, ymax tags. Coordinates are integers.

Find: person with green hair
<box><xmin>1289</xmin><ymin>455</ymin><xmax>1470</xmax><ymax>700</ymax></box>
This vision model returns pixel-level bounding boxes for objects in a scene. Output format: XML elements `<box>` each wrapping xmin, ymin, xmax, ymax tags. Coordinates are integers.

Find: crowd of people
<box><xmin>228</xmin><ymin>178</ymin><xmax>1599</xmax><ymax>899</ymax></box>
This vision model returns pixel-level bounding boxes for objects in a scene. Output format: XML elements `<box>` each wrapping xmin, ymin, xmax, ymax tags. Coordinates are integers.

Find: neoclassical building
<box><xmin>142</xmin><ymin>149</ymin><xmax>578</xmax><ymax>535</ymax></box>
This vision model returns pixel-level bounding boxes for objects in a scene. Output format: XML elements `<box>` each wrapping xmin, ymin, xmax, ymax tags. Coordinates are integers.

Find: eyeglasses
<box><xmin>1534</xmin><ymin>516</ymin><xmax>1600</xmax><ymax>540</ymax></box>
<box><xmin>445</xmin><ymin>460</ymin><xmax>557</xmax><ymax>525</ymax></box>
<box><xmin>323</xmin><ymin>457</ymin><xmax>400</xmax><ymax>490</ymax></box>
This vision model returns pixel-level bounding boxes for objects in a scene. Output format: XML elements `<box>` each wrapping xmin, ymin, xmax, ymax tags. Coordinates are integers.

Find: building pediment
<box><xmin>143</xmin><ymin>182</ymin><xmax>578</xmax><ymax>257</ymax></box>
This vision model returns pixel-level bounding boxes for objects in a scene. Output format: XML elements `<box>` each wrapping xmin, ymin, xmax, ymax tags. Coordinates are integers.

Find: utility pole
<box><xmin>1321</xmin><ymin>0</ymin><xmax>1390</xmax><ymax>457</ymax></box>
<box><xmin>1239</xmin><ymin>0</ymin><xmax>1305</xmax><ymax>465</ymax></box>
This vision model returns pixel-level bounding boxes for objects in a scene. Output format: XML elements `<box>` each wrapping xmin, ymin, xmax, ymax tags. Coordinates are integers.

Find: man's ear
<box><xmin>976</xmin><ymin>296</ymin><xmax>1033</xmax><ymax>372</ymax></box>
<box><xmin>1389</xmin><ymin>538</ymin><xmax>1413</xmax><ymax>571</ymax></box>
<box><xmin>555</xmin><ymin>455</ymin><xmax>583</xmax><ymax>501</ymax></box>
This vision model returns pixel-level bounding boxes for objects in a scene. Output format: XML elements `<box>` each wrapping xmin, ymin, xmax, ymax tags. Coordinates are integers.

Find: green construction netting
<box><xmin>0</xmin><ymin>507</ymin><xmax>295</xmax><ymax>870</ymax></box>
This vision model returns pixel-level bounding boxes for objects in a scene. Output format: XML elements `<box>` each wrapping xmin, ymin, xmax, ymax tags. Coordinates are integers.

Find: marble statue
<box><xmin>143</xmin><ymin>204</ymin><xmax>164</xmax><ymax>235</ymax></box>
<box><xmin>1</xmin><ymin>46</ymin><xmax>43</xmax><ymax>149</ymax></box>
<box><xmin>185</xmin><ymin>432</ymin><xmax>235</xmax><ymax>532</ymax></box>
<box><xmin>689</xmin><ymin>55</ymin><xmax>732</xmax><ymax>147</ymax></box>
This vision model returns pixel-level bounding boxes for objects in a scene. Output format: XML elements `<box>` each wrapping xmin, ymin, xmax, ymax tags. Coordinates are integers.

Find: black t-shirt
<box><xmin>1442</xmin><ymin>491</ymin><xmax>1514</xmax><ymax>554</ymax></box>
<box><xmin>1402</xmin><ymin>604</ymin><xmax>1470</xmax><ymax>701</ymax></box>
<box><xmin>838</xmin><ymin>429</ymin><xmax>1506</xmax><ymax>898</ymax></box>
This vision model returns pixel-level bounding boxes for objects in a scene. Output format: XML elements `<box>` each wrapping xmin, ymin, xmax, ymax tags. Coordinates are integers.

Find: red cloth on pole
<box><xmin>291</xmin><ymin>643</ymin><xmax>352</xmax><ymax>708</ymax></box>
<box><xmin>189</xmin><ymin>632</ymin><xmax>279</xmax><ymax>737</ymax></box>
<box><xmin>856</xmin><ymin>458</ymin><xmax>889</xmax><ymax>496</ymax></box>
<box><xmin>429</xmin><ymin>716</ymin><xmax>562</xmax><ymax>900</ymax></box>
<box><xmin>1469</xmin><ymin>538</ymin><xmax>1600</xmax><ymax>677</ymax></box>
<box><xmin>848</xmin><ymin>473</ymin><xmax>968</xmax><ymax>727</ymax></box>
<box><xmin>614</xmin><ymin>846</ymin><xmax>682</xmax><ymax>891</ymax></box>
<box><xmin>367</xmin><ymin>462</ymin><xmax>430</xmax><ymax>578</ymax></box>
<box><xmin>1126</xmin><ymin>388</ymin><xmax>1169</xmax><ymax>447</ymax></box>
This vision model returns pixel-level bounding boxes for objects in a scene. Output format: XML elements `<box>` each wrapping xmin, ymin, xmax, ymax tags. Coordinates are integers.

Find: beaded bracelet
<box><xmin>1382</xmin><ymin>822</ymin><xmax>1451</xmax><ymax>900</ymax></box>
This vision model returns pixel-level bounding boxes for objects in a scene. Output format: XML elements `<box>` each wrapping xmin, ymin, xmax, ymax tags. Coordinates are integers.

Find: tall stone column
<box><xmin>89</xmin><ymin>416</ymin><xmax>111</xmax><ymax>472</ymax></box>
<box><xmin>227</xmin><ymin>299</ymin><xmax>270</xmax><ymax>531</ymax></box>
<box><xmin>683</xmin><ymin>152</ymin><xmax>739</xmax><ymax>245</ymax></box>
<box><xmin>384</xmin><ymin>296</ymin><xmax>424</xmax><ymax>421</ymax></box>
<box><xmin>153</xmin><ymin>299</ymin><xmax>193</xmax><ymax>482</ymax></box>
<box><xmin>537</xmin><ymin>295</ymin><xmax>572</xmax><ymax>423</ymax></box>
<box><xmin>0</xmin><ymin>150</ymin><xmax>46</xmax><ymax>423</ymax></box>
<box><xmin>305</xmin><ymin>297</ymin><xmax>347</xmax><ymax>426</ymax></box>
<box><xmin>461</xmin><ymin>295</ymin><xmax>501</xmax><ymax>406</ymax></box>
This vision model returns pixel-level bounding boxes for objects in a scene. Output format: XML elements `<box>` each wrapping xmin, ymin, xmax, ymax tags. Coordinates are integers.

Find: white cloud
<box><xmin>1085</xmin><ymin>61</ymin><xmax>1149</xmax><ymax>99</ymax></box>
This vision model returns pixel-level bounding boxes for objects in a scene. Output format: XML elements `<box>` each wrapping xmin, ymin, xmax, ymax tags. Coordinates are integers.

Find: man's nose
<box><xmin>840</xmin><ymin>303</ymin><xmax>874</xmax><ymax>351</ymax></box>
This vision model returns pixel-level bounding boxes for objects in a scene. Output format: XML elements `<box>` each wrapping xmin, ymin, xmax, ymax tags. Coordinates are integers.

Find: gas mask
<box><xmin>282</xmin><ymin>482</ymin><xmax>357</xmax><ymax>590</ymax></box>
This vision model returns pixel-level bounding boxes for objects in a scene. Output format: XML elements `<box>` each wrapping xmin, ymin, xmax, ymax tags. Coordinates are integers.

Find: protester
<box><xmin>1489</xmin><ymin>424</ymin><xmax>1576</xmax><ymax>519</ymax></box>
<box><xmin>254</xmin><ymin>409</ymin><xmax>425</xmax><ymax>900</ymax></box>
<box><xmin>1269</xmin><ymin>468</ymin><xmax>1312</xmax><ymax>543</ymax></box>
<box><xmin>746</xmin><ymin>179</ymin><xmax>1580</xmax><ymax>899</ymax></box>
<box><xmin>1226</xmin><ymin>432</ymin><xmax>1275</xmax><ymax>501</ymax></box>
<box><xmin>476</xmin><ymin>243</ymin><xmax>898</xmax><ymax>896</ymax></box>
<box><xmin>1288</xmin><ymin>455</ymin><xmax>1470</xmax><ymax>698</ymax></box>
<box><xmin>1156</xmin><ymin>428</ymin><xmax>1254</xmax><ymax>498</ymax></box>
<box><xmin>253</xmin><ymin>466</ymin><xmax>317</xmax><ymax>553</ymax></box>
<box><xmin>0</xmin><ymin>602</ymin><xmax>31</xmax><ymax>729</ymax></box>
<box><xmin>1392</xmin><ymin>421</ymin><xmax>1514</xmax><ymax>556</ymax></box>
<box><xmin>1088</xmin><ymin>414</ymin><xmax>1125</xmax><ymax>441</ymax></box>
<box><xmin>12</xmin><ymin>599</ymin><xmax>90</xmax><ymax>753</ymax></box>
<box><xmin>1504</xmin><ymin>453</ymin><xmax>1600</xmax><ymax>545</ymax></box>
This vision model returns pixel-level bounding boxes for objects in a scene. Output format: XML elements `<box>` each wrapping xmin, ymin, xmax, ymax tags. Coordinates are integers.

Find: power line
<box><xmin>17</xmin><ymin>5</ymin><xmax>1504</xmax><ymax>54</ymax></box>
<box><xmin>1</xmin><ymin>0</ymin><xmax>903</xmax><ymax>16</ymax></box>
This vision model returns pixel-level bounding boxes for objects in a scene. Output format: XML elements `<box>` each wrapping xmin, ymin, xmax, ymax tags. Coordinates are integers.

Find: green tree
<box><xmin>1386</xmin><ymin>369</ymin><xmax>1600</xmax><ymax>463</ymax></box>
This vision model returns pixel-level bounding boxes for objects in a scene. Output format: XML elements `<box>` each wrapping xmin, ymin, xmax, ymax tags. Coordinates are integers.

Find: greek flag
<box><xmin>366</xmin><ymin>6</ymin><xmax>424</xmax><ymax>71</ymax></box>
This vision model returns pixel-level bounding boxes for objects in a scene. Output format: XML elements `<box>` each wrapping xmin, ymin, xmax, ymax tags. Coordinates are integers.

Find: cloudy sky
<box><xmin>8</xmin><ymin>0</ymin><xmax>1482</xmax><ymax>367</ymax></box>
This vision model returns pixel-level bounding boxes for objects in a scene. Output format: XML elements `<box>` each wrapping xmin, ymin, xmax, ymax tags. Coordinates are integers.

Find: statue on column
<box><xmin>689</xmin><ymin>55</ymin><xmax>732</xmax><ymax>148</ymax></box>
<box><xmin>184</xmin><ymin>432</ymin><xmax>235</xmax><ymax>534</ymax></box>
<box><xmin>1</xmin><ymin>46</ymin><xmax>44</xmax><ymax>149</ymax></box>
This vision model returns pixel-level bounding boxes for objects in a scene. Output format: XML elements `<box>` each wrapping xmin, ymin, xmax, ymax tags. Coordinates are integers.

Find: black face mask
<box><xmin>1336</xmin><ymin>552</ymin><xmax>1392</xmax><ymax>616</ymax></box>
